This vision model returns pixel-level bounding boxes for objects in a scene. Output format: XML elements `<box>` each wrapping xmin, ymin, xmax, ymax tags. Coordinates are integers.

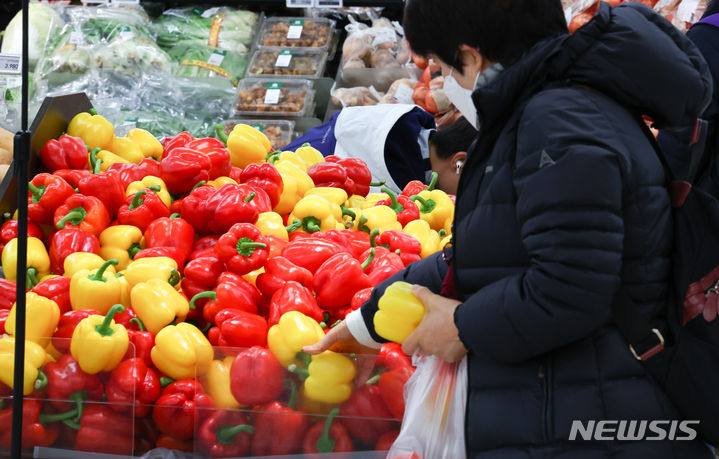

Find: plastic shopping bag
<box><xmin>388</xmin><ymin>353</ymin><xmax>467</xmax><ymax>459</ymax></box>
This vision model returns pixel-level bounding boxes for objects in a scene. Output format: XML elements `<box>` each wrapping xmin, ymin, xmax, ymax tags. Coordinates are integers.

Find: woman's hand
<box><xmin>402</xmin><ymin>285</ymin><xmax>467</xmax><ymax>362</ymax></box>
<box><xmin>303</xmin><ymin>320</ymin><xmax>380</xmax><ymax>388</ymax></box>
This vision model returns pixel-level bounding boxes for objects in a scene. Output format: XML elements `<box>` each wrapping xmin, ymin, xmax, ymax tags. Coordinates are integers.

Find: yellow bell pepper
<box><xmin>151</xmin><ymin>322</ymin><xmax>213</xmax><ymax>380</ymax></box>
<box><xmin>204</xmin><ymin>356</ymin><xmax>241</xmax><ymax>409</ymax></box>
<box><xmin>347</xmin><ymin>195</ymin><xmax>366</xmax><ymax>209</ymax></box>
<box><xmin>110</xmin><ymin>136</ymin><xmax>145</xmax><ymax>164</ymax></box>
<box><xmin>45</xmin><ymin>341</ymin><xmax>62</xmax><ymax>361</ymax></box>
<box><xmin>69</xmin><ymin>259</ymin><xmax>122</xmax><ymax>314</ymax></box>
<box><xmin>353</xmin><ymin>206</ymin><xmax>402</xmax><ymax>234</ymax></box>
<box><xmin>304</xmin><ymin>187</ymin><xmax>348</xmax><ymax>207</ymax></box>
<box><xmin>67</xmin><ymin>108</ymin><xmax>115</xmax><ymax>151</ymax></box>
<box><xmin>207</xmin><ymin>176</ymin><xmax>237</xmax><ymax>189</ymax></box>
<box><xmin>374</xmin><ymin>281</ymin><xmax>426</xmax><ymax>343</ymax></box>
<box><xmin>71</xmin><ymin>304</ymin><xmax>129</xmax><ymax>374</ymax></box>
<box><xmin>63</xmin><ymin>252</ymin><xmax>116</xmax><ymax>279</ymax></box>
<box><xmin>126</xmin><ymin>128</ymin><xmax>163</xmax><ymax>161</ymax></box>
<box><xmin>126</xmin><ymin>177</ymin><xmax>171</xmax><ymax>209</ymax></box>
<box><xmin>288</xmin><ymin>195</ymin><xmax>342</xmax><ymax>234</ymax></box>
<box><xmin>275</xmin><ymin>161</ymin><xmax>314</xmax><ymax>197</ymax></box>
<box><xmin>131</xmin><ymin>279</ymin><xmax>190</xmax><ymax>334</ymax></box>
<box><xmin>268</xmin><ymin>311</ymin><xmax>325</xmax><ymax>367</ymax></box>
<box><xmin>441</xmin><ymin>234</ymin><xmax>452</xmax><ymax>249</ymax></box>
<box><xmin>403</xmin><ymin>219</ymin><xmax>441</xmax><ymax>258</ymax></box>
<box><xmin>116</xmin><ymin>273</ymin><xmax>132</xmax><ymax>308</ymax></box>
<box><xmin>410</xmin><ymin>189</ymin><xmax>455</xmax><ymax>232</ymax></box>
<box><xmin>124</xmin><ymin>256</ymin><xmax>180</xmax><ymax>288</ymax></box>
<box><xmin>274</xmin><ymin>172</ymin><xmax>302</xmax><ymax>215</ymax></box>
<box><xmin>1</xmin><ymin>237</ymin><xmax>50</xmax><ymax>288</ymax></box>
<box><xmin>6</xmin><ymin>293</ymin><xmax>60</xmax><ymax>347</ymax></box>
<box><xmin>294</xmin><ymin>143</ymin><xmax>325</xmax><ymax>167</ymax></box>
<box><xmin>226</xmin><ymin>124</ymin><xmax>272</xmax><ymax>168</ymax></box>
<box><xmin>40</xmin><ymin>274</ymin><xmax>58</xmax><ymax>282</ymax></box>
<box><xmin>242</xmin><ymin>267</ymin><xmax>264</xmax><ymax>287</ymax></box>
<box><xmin>0</xmin><ymin>337</ymin><xmax>48</xmax><ymax>395</ymax></box>
<box><xmin>90</xmin><ymin>148</ymin><xmax>129</xmax><ymax>173</ymax></box>
<box><xmin>99</xmin><ymin>225</ymin><xmax>144</xmax><ymax>271</ymax></box>
<box><xmin>271</xmin><ymin>151</ymin><xmax>308</xmax><ymax>172</ymax></box>
<box><xmin>298</xmin><ymin>351</ymin><xmax>356</xmax><ymax>404</ymax></box>
<box><xmin>256</xmin><ymin>212</ymin><xmax>289</xmax><ymax>240</ymax></box>
<box><xmin>361</xmin><ymin>193</ymin><xmax>389</xmax><ymax>209</ymax></box>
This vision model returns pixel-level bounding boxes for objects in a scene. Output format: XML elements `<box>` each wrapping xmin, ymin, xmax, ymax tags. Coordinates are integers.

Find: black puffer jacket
<box><xmin>356</xmin><ymin>3</ymin><xmax>714</xmax><ymax>458</ymax></box>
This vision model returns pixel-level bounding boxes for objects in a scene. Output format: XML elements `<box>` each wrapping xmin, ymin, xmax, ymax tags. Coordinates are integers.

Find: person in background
<box><xmin>427</xmin><ymin>116</ymin><xmax>476</xmax><ymax>195</ymax></box>
<box><xmin>305</xmin><ymin>0</ymin><xmax>714</xmax><ymax>457</ymax></box>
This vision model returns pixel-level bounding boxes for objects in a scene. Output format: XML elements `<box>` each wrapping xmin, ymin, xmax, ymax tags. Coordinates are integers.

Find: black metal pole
<box><xmin>11</xmin><ymin>0</ymin><xmax>31</xmax><ymax>455</ymax></box>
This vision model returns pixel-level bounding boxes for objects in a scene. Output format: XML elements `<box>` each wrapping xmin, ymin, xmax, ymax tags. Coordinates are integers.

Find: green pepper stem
<box><xmin>56</xmin><ymin>207</ymin><xmax>87</xmax><ymax>229</ymax></box>
<box><xmin>369</xmin><ymin>179</ymin><xmax>386</xmax><ymax>187</ymax></box>
<box><xmin>302</xmin><ymin>217</ymin><xmax>321</xmax><ymax>234</ymax></box>
<box><xmin>89</xmin><ymin>148</ymin><xmax>102</xmax><ymax>174</ymax></box>
<box><xmin>244</xmin><ymin>192</ymin><xmax>256</xmax><ymax>203</ymax></box>
<box><xmin>191</xmin><ymin>181</ymin><xmax>206</xmax><ymax>192</ymax></box>
<box><xmin>38</xmin><ymin>392</ymin><xmax>85</xmax><ymax>425</ymax></box>
<box><xmin>190</xmin><ymin>291</ymin><xmax>217</xmax><ymax>310</ymax></box>
<box><xmin>236</xmin><ymin>237</ymin><xmax>267</xmax><ymax>257</ymax></box>
<box><xmin>410</xmin><ymin>195</ymin><xmax>437</xmax><ymax>214</ymax></box>
<box><xmin>28</xmin><ymin>183</ymin><xmax>46</xmax><ymax>203</ymax></box>
<box><xmin>427</xmin><ymin>171</ymin><xmax>438</xmax><ymax>191</ymax></box>
<box><xmin>268</xmin><ymin>154</ymin><xmax>280</xmax><ymax>165</ymax></box>
<box><xmin>265</xmin><ymin>151</ymin><xmax>280</xmax><ymax>162</ymax></box>
<box><xmin>62</xmin><ymin>419</ymin><xmax>81</xmax><ymax>429</ymax></box>
<box><xmin>26</xmin><ymin>268</ymin><xmax>39</xmax><ymax>289</ymax></box>
<box><xmin>357</xmin><ymin>215</ymin><xmax>370</xmax><ymax>234</ymax></box>
<box><xmin>89</xmin><ymin>108</ymin><xmax>97</xmax><ymax>116</ymax></box>
<box><xmin>361</xmin><ymin>248</ymin><xmax>375</xmax><ymax>271</ymax></box>
<box><xmin>285</xmin><ymin>379</ymin><xmax>299</xmax><ymax>410</ymax></box>
<box><xmin>216</xmin><ymin>424</ymin><xmax>255</xmax><ymax>445</ymax></box>
<box><xmin>365</xmin><ymin>374</ymin><xmax>381</xmax><ymax>385</ymax></box>
<box><xmin>381</xmin><ymin>186</ymin><xmax>404</xmax><ymax>214</ymax></box>
<box><xmin>301</xmin><ymin>143</ymin><xmax>310</xmax><ymax>148</ymax></box>
<box><xmin>438</xmin><ymin>229</ymin><xmax>447</xmax><ymax>237</ymax></box>
<box><xmin>128</xmin><ymin>190</ymin><xmax>146</xmax><ymax>211</ymax></box>
<box><xmin>94</xmin><ymin>304</ymin><xmax>124</xmax><ymax>337</ymax></box>
<box><xmin>316</xmin><ymin>408</ymin><xmax>340</xmax><ymax>453</ymax></box>
<box><xmin>341</xmin><ymin>207</ymin><xmax>356</xmax><ymax>220</ymax></box>
<box><xmin>38</xmin><ymin>408</ymin><xmax>78</xmax><ymax>424</ymax></box>
<box><xmin>215</xmin><ymin>125</ymin><xmax>229</xmax><ymax>144</ymax></box>
<box><xmin>34</xmin><ymin>369</ymin><xmax>48</xmax><ymax>391</ymax></box>
<box><xmin>287</xmin><ymin>364</ymin><xmax>309</xmax><ymax>381</ymax></box>
<box><xmin>160</xmin><ymin>377</ymin><xmax>175</xmax><ymax>388</ymax></box>
<box><xmin>330</xmin><ymin>320</ymin><xmax>342</xmax><ymax>329</ymax></box>
<box><xmin>170</xmin><ymin>213</ymin><xmax>181</xmax><ymax>219</ymax></box>
<box><xmin>285</xmin><ymin>219</ymin><xmax>302</xmax><ymax>232</ymax></box>
<box><xmin>370</xmin><ymin>228</ymin><xmax>381</xmax><ymax>248</ymax></box>
<box><xmin>148</xmin><ymin>185</ymin><xmax>161</xmax><ymax>193</ymax></box>
<box><xmin>128</xmin><ymin>242</ymin><xmax>142</xmax><ymax>259</ymax></box>
<box><xmin>168</xmin><ymin>268</ymin><xmax>181</xmax><ymax>287</ymax></box>
<box><xmin>128</xmin><ymin>317</ymin><xmax>146</xmax><ymax>332</ymax></box>
<box><xmin>87</xmin><ymin>259</ymin><xmax>119</xmax><ymax>282</ymax></box>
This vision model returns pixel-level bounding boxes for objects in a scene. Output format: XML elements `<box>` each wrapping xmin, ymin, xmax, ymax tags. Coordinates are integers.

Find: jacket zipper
<box><xmin>542</xmin><ymin>355</ymin><xmax>553</xmax><ymax>443</ymax></box>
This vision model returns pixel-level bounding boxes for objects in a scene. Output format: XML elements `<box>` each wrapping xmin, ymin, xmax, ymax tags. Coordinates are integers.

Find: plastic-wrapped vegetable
<box><xmin>94</xmin><ymin>38</ymin><xmax>172</xmax><ymax>76</ymax></box>
<box><xmin>166</xmin><ymin>41</ymin><xmax>247</xmax><ymax>84</ymax></box>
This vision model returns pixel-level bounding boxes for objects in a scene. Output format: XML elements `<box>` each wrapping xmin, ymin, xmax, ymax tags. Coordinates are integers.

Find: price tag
<box><xmin>83</xmin><ymin>0</ymin><xmax>109</xmax><ymax>4</ymax></box>
<box><xmin>202</xmin><ymin>7</ymin><xmax>220</xmax><ymax>18</ymax></box>
<box><xmin>110</xmin><ymin>0</ymin><xmax>140</xmax><ymax>5</ymax></box>
<box><xmin>287</xmin><ymin>20</ymin><xmax>304</xmax><ymax>40</ymax></box>
<box><xmin>264</xmin><ymin>82</ymin><xmax>282</xmax><ymax>105</ymax></box>
<box><xmin>118</xmin><ymin>26</ymin><xmax>135</xmax><ymax>40</ymax></box>
<box><xmin>286</xmin><ymin>0</ymin><xmax>312</xmax><ymax>8</ymax></box>
<box><xmin>275</xmin><ymin>50</ymin><xmax>293</xmax><ymax>68</ymax></box>
<box><xmin>207</xmin><ymin>50</ymin><xmax>226</xmax><ymax>66</ymax></box>
<box><xmin>251</xmin><ymin>124</ymin><xmax>264</xmax><ymax>132</ymax></box>
<box><xmin>69</xmin><ymin>30</ymin><xmax>83</xmax><ymax>44</ymax></box>
<box><xmin>0</xmin><ymin>54</ymin><xmax>21</xmax><ymax>75</ymax></box>
<box><xmin>315</xmin><ymin>0</ymin><xmax>343</xmax><ymax>7</ymax></box>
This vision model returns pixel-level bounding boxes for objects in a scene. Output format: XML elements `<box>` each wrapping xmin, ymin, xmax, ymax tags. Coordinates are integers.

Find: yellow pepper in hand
<box><xmin>294</xmin><ymin>143</ymin><xmax>324</xmax><ymax>167</ymax></box>
<box><xmin>268</xmin><ymin>311</ymin><xmax>325</xmax><ymax>367</ymax></box>
<box><xmin>293</xmin><ymin>351</ymin><xmax>356</xmax><ymax>404</ymax></box>
<box><xmin>274</xmin><ymin>172</ymin><xmax>302</xmax><ymax>215</ymax></box>
<box><xmin>410</xmin><ymin>189</ymin><xmax>455</xmax><ymax>232</ymax></box>
<box><xmin>288</xmin><ymin>195</ymin><xmax>342</xmax><ymax>234</ymax></box>
<box><xmin>63</xmin><ymin>252</ymin><xmax>116</xmax><ymax>279</ymax></box>
<box><xmin>255</xmin><ymin>212</ymin><xmax>289</xmax><ymax>240</ymax></box>
<box><xmin>71</xmin><ymin>304</ymin><xmax>129</xmax><ymax>374</ymax></box>
<box><xmin>225</xmin><ymin>124</ymin><xmax>272</xmax><ymax>168</ymax></box>
<box><xmin>67</xmin><ymin>108</ymin><xmax>114</xmax><ymax>151</ymax></box>
<box><xmin>374</xmin><ymin>281</ymin><xmax>426</xmax><ymax>343</ymax></box>
<box><xmin>151</xmin><ymin>322</ymin><xmax>213</xmax><ymax>380</ymax></box>
<box><xmin>131</xmin><ymin>279</ymin><xmax>190</xmax><ymax>334</ymax></box>
<box><xmin>70</xmin><ymin>258</ymin><xmax>122</xmax><ymax>314</ymax></box>
<box><xmin>2</xmin><ymin>236</ymin><xmax>50</xmax><ymax>288</ymax></box>
<box><xmin>99</xmin><ymin>225</ymin><xmax>144</xmax><ymax>271</ymax></box>
<box><xmin>6</xmin><ymin>293</ymin><xmax>60</xmax><ymax>347</ymax></box>
<box><xmin>110</xmin><ymin>136</ymin><xmax>145</xmax><ymax>164</ymax></box>
<box><xmin>403</xmin><ymin>219</ymin><xmax>441</xmax><ymax>258</ymax></box>
<box><xmin>126</xmin><ymin>128</ymin><xmax>163</xmax><ymax>161</ymax></box>
<box><xmin>353</xmin><ymin>206</ymin><xmax>402</xmax><ymax>234</ymax></box>
<box><xmin>204</xmin><ymin>356</ymin><xmax>241</xmax><ymax>409</ymax></box>
<box><xmin>124</xmin><ymin>256</ymin><xmax>180</xmax><ymax>288</ymax></box>
<box><xmin>0</xmin><ymin>337</ymin><xmax>48</xmax><ymax>395</ymax></box>
<box><xmin>126</xmin><ymin>177</ymin><xmax>171</xmax><ymax>209</ymax></box>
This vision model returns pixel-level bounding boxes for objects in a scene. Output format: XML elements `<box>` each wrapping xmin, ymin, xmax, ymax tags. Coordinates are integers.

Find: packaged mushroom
<box><xmin>258</xmin><ymin>17</ymin><xmax>334</xmax><ymax>49</ymax></box>
<box><xmin>235</xmin><ymin>78</ymin><xmax>314</xmax><ymax>117</ymax></box>
<box><xmin>247</xmin><ymin>48</ymin><xmax>327</xmax><ymax>78</ymax></box>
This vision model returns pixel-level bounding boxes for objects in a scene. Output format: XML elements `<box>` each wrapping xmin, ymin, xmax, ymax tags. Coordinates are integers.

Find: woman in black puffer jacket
<box><xmin>306</xmin><ymin>1</ymin><xmax>714</xmax><ymax>457</ymax></box>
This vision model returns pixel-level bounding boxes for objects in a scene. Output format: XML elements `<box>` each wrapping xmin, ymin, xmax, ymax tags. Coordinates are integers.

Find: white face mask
<box><xmin>444</xmin><ymin>68</ymin><xmax>480</xmax><ymax>129</ymax></box>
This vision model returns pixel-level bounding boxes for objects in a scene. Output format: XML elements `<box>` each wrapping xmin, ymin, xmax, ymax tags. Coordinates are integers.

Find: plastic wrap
<box><xmin>247</xmin><ymin>48</ymin><xmax>327</xmax><ymax>78</ymax></box>
<box><xmin>235</xmin><ymin>78</ymin><xmax>314</xmax><ymax>117</ymax></box>
<box><xmin>331</xmin><ymin>84</ymin><xmax>383</xmax><ymax>107</ymax></box>
<box><xmin>257</xmin><ymin>17</ymin><xmax>334</xmax><ymax>49</ymax></box>
<box><xmin>341</xmin><ymin>14</ymin><xmax>410</xmax><ymax>71</ymax></box>
<box><xmin>166</xmin><ymin>42</ymin><xmax>247</xmax><ymax>84</ymax></box>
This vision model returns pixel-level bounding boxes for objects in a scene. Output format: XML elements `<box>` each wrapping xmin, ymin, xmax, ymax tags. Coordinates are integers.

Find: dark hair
<box><xmin>404</xmin><ymin>0</ymin><xmax>568</xmax><ymax>70</ymax></box>
<box><xmin>429</xmin><ymin>117</ymin><xmax>477</xmax><ymax>159</ymax></box>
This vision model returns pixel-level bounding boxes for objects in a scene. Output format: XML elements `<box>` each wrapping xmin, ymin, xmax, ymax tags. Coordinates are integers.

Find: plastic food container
<box><xmin>247</xmin><ymin>48</ymin><xmax>327</xmax><ymax>78</ymax></box>
<box><xmin>219</xmin><ymin>119</ymin><xmax>295</xmax><ymax>150</ymax></box>
<box><xmin>257</xmin><ymin>17</ymin><xmax>335</xmax><ymax>48</ymax></box>
<box><xmin>235</xmin><ymin>78</ymin><xmax>314</xmax><ymax>117</ymax></box>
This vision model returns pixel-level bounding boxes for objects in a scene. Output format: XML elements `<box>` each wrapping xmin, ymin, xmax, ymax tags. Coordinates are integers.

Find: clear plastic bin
<box><xmin>235</xmin><ymin>78</ymin><xmax>314</xmax><ymax>117</ymax></box>
<box><xmin>247</xmin><ymin>48</ymin><xmax>328</xmax><ymax>79</ymax></box>
<box><xmin>257</xmin><ymin>17</ymin><xmax>335</xmax><ymax>49</ymax></box>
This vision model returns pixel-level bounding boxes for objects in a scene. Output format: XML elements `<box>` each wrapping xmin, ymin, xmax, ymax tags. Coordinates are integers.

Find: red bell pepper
<box><xmin>156</xmin><ymin>433</ymin><xmax>194</xmax><ymax>452</ymax></box>
<box><xmin>208</xmin><ymin>308</ymin><xmax>267</xmax><ymax>348</ymax></box>
<box><xmin>189</xmin><ymin>235</ymin><xmax>221</xmax><ymax>261</ymax></box>
<box><xmin>229</xmin><ymin>346</ymin><xmax>284</xmax><ymax>406</ymax></box>
<box><xmin>376</xmin><ymin>430</ymin><xmax>400</xmax><ymax>451</ymax></box>
<box><xmin>374</xmin><ymin>229</ymin><xmax>422</xmax><ymax>266</ymax></box>
<box><xmin>199</xmin><ymin>410</ymin><xmax>254</xmax><ymax>458</ymax></box>
<box><xmin>52</xmin><ymin>309</ymin><xmax>99</xmax><ymax>354</ymax></box>
<box><xmin>106</xmin><ymin>158</ymin><xmax>162</xmax><ymax>188</ymax></box>
<box><xmin>162</xmin><ymin>131</ymin><xmax>194</xmax><ymax>157</ymax></box>
<box><xmin>282</xmin><ymin>238</ymin><xmax>347</xmax><ymax>274</ymax></box>
<box><xmin>195</xmin><ymin>274</ymin><xmax>262</xmax><ymax>323</ymax></box>
<box><xmin>311</xmin><ymin>229</ymin><xmax>353</xmax><ymax>253</ymax></box>
<box><xmin>124</xmin><ymin>320</ymin><xmax>155</xmax><ymax>369</ymax></box>
<box><xmin>252</xmin><ymin>380</ymin><xmax>308</xmax><ymax>456</ymax></box>
<box><xmin>153</xmin><ymin>380</ymin><xmax>214</xmax><ymax>440</ymax></box>
<box><xmin>313</xmin><ymin>252</ymin><xmax>373</xmax><ymax>310</ymax></box>
<box><xmin>240</xmin><ymin>163</ymin><xmax>284</xmax><ymax>207</ymax></box>
<box><xmin>379</xmin><ymin>366</ymin><xmax>414</xmax><ymax>420</ymax></box>
<box><xmin>302</xmin><ymin>408</ymin><xmax>354</xmax><ymax>454</ymax></box>
<box><xmin>186</xmin><ymin>137</ymin><xmax>231</xmax><ymax>179</ymax></box>
<box><xmin>377</xmin><ymin>343</ymin><xmax>412</xmax><ymax>372</ymax></box>
<box><xmin>160</xmin><ymin>147</ymin><xmax>212</xmax><ymax>194</ymax></box>
<box><xmin>332</xmin><ymin>286</ymin><xmax>370</xmax><ymax>322</ymax></box>
<box><xmin>181</xmin><ymin>256</ymin><xmax>225</xmax><ymax>316</ymax></box>
<box><xmin>40</xmin><ymin>135</ymin><xmax>88</xmax><ymax>171</ymax></box>
<box><xmin>44</xmin><ymin>354</ymin><xmax>104</xmax><ymax>410</ymax></box>
<box><xmin>133</xmin><ymin>247</ymin><xmax>186</xmax><ymax>272</ymax></box>
<box><xmin>361</xmin><ymin>247</ymin><xmax>404</xmax><ymax>286</ymax></box>
<box><xmin>53</xmin><ymin>194</ymin><xmax>110</xmax><ymax>236</ymax></box>
<box><xmin>135</xmin><ymin>417</ymin><xmax>160</xmax><ymax>456</ymax></box>
<box><xmin>177</xmin><ymin>184</ymin><xmax>215</xmax><ymax>235</ymax></box>
<box><xmin>72</xmin><ymin>404</ymin><xmax>134</xmax><ymax>455</ymax></box>
<box><xmin>48</xmin><ymin>228</ymin><xmax>100</xmax><ymax>275</ymax></box>
<box><xmin>307</xmin><ymin>162</ymin><xmax>354</xmax><ymax>196</ymax></box>
<box><xmin>106</xmin><ymin>358</ymin><xmax>161</xmax><ymax>418</ymax></box>
<box><xmin>117</xmin><ymin>187</ymin><xmax>171</xmax><ymax>233</ymax></box>
<box><xmin>53</xmin><ymin>168</ymin><xmax>90</xmax><ymax>189</ymax></box>
<box><xmin>268</xmin><ymin>281</ymin><xmax>324</xmax><ymax>326</ymax></box>
<box><xmin>144</xmin><ymin>215</ymin><xmax>195</xmax><ymax>262</ymax></box>
<box><xmin>0</xmin><ymin>278</ymin><xmax>21</xmax><ymax>309</ymax></box>
<box><xmin>0</xmin><ymin>400</ymin><xmax>59</xmax><ymax>450</ymax></box>
<box><xmin>327</xmin><ymin>156</ymin><xmax>376</xmax><ymax>197</ymax></box>
<box><xmin>339</xmin><ymin>385</ymin><xmax>395</xmax><ymax>445</ymax></box>
<box><xmin>401</xmin><ymin>172</ymin><xmax>437</xmax><ymax>197</ymax></box>
<box><xmin>265</xmin><ymin>234</ymin><xmax>289</xmax><ymax>259</ymax></box>
<box><xmin>205</xmin><ymin>184</ymin><xmax>272</xmax><ymax>234</ymax></box>
<box><xmin>76</xmin><ymin>169</ymin><xmax>126</xmax><ymax>219</ymax></box>
<box><xmin>376</xmin><ymin>187</ymin><xmax>420</xmax><ymax>227</ymax></box>
<box><xmin>215</xmin><ymin>223</ymin><xmax>270</xmax><ymax>275</ymax></box>
<box><xmin>256</xmin><ymin>256</ymin><xmax>313</xmax><ymax>299</ymax></box>
<box><xmin>0</xmin><ymin>219</ymin><xmax>43</xmax><ymax>252</ymax></box>
<box><xmin>28</xmin><ymin>173</ymin><xmax>75</xmax><ymax>224</ymax></box>
<box><xmin>0</xmin><ymin>309</ymin><xmax>7</xmax><ymax>335</ymax></box>
<box><xmin>312</xmin><ymin>229</ymin><xmax>370</xmax><ymax>259</ymax></box>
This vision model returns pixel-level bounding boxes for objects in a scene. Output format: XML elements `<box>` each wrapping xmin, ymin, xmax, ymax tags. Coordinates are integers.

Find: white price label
<box><xmin>315</xmin><ymin>0</ymin><xmax>343</xmax><ymax>7</ymax></box>
<box><xmin>110</xmin><ymin>0</ymin><xmax>140</xmax><ymax>5</ymax></box>
<box><xmin>207</xmin><ymin>50</ymin><xmax>226</xmax><ymax>66</ymax></box>
<box><xmin>118</xmin><ymin>26</ymin><xmax>135</xmax><ymax>40</ymax></box>
<box><xmin>69</xmin><ymin>30</ymin><xmax>83</xmax><ymax>44</ymax></box>
<box><xmin>287</xmin><ymin>20</ymin><xmax>304</xmax><ymax>40</ymax></box>
<box><xmin>392</xmin><ymin>84</ymin><xmax>415</xmax><ymax>105</ymax></box>
<box><xmin>275</xmin><ymin>50</ymin><xmax>293</xmax><ymax>68</ymax></box>
<box><xmin>202</xmin><ymin>7</ymin><xmax>220</xmax><ymax>18</ymax></box>
<box><xmin>0</xmin><ymin>54</ymin><xmax>21</xmax><ymax>75</ymax></box>
<box><xmin>83</xmin><ymin>0</ymin><xmax>109</xmax><ymax>4</ymax></box>
<box><xmin>286</xmin><ymin>0</ymin><xmax>312</xmax><ymax>8</ymax></box>
<box><xmin>264</xmin><ymin>82</ymin><xmax>282</xmax><ymax>105</ymax></box>
<box><xmin>251</xmin><ymin>124</ymin><xmax>264</xmax><ymax>132</ymax></box>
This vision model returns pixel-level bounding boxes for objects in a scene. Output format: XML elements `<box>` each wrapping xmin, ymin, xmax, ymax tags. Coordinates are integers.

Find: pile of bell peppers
<box><xmin>0</xmin><ymin>113</ymin><xmax>454</xmax><ymax>456</ymax></box>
